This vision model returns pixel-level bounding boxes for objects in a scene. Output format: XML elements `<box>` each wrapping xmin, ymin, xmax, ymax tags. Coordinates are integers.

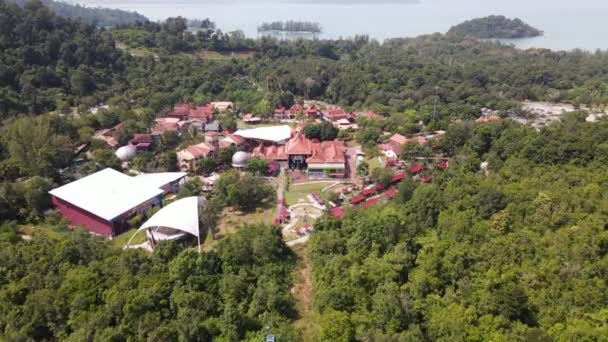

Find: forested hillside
<box><xmin>310</xmin><ymin>114</ymin><xmax>608</xmax><ymax>340</ymax></box>
<box><xmin>448</xmin><ymin>15</ymin><xmax>543</xmax><ymax>39</ymax></box>
<box><xmin>0</xmin><ymin>224</ymin><xmax>297</xmax><ymax>340</ymax></box>
<box><xmin>11</xmin><ymin>0</ymin><xmax>147</xmax><ymax>26</ymax></box>
<box><xmin>0</xmin><ymin>0</ymin><xmax>127</xmax><ymax>117</ymax></box>
<box><xmin>1</xmin><ymin>2</ymin><xmax>608</xmax><ymax>341</ymax></box>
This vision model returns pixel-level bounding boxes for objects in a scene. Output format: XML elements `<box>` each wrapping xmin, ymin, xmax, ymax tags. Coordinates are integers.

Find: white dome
<box><xmin>115</xmin><ymin>145</ymin><xmax>137</xmax><ymax>161</ymax></box>
<box><xmin>231</xmin><ymin>151</ymin><xmax>250</xmax><ymax>168</ymax></box>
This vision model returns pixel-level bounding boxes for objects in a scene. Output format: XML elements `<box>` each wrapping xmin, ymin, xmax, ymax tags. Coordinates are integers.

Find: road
<box><xmin>345</xmin><ymin>145</ymin><xmax>360</xmax><ymax>180</ymax></box>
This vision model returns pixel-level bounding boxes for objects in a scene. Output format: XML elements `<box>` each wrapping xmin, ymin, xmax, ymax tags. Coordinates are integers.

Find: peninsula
<box><xmin>448</xmin><ymin>15</ymin><xmax>543</xmax><ymax>39</ymax></box>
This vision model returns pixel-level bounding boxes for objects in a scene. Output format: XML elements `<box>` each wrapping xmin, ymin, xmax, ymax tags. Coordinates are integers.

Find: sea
<box><xmin>74</xmin><ymin>0</ymin><xmax>608</xmax><ymax>51</ymax></box>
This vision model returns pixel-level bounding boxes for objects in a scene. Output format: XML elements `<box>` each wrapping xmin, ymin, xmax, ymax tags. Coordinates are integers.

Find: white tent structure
<box><xmin>126</xmin><ymin>196</ymin><xmax>203</xmax><ymax>253</ymax></box>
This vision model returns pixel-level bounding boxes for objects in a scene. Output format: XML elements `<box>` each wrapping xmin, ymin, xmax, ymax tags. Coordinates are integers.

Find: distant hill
<box><xmin>11</xmin><ymin>0</ymin><xmax>148</xmax><ymax>27</ymax></box>
<box><xmin>448</xmin><ymin>15</ymin><xmax>543</xmax><ymax>39</ymax></box>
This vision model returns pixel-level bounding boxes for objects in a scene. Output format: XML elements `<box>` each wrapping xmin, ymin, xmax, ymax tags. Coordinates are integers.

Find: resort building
<box><xmin>177</xmin><ymin>142</ymin><xmax>216</xmax><ymax>172</ymax></box>
<box><xmin>379</xmin><ymin>133</ymin><xmax>428</xmax><ymax>159</ymax></box>
<box><xmin>49</xmin><ymin>168</ymin><xmax>186</xmax><ymax>237</ymax></box>
<box><xmin>250</xmin><ymin>131</ymin><xmax>347</xmax><ymax>178</ymax></box>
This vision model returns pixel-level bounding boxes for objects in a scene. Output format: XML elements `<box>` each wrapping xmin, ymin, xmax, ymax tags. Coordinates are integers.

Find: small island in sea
<box><xmin>258</xmin><ymin>20</ymin><xmax>322</xmax><ymax>34</ymax></box>
<box><xmin>448</xmin><ymin>15</ymin><xmax>543</xmax><ymax>39</ymax></box>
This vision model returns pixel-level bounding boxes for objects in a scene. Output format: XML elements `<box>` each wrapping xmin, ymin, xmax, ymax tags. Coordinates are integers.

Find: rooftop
<box><xmin>234</xmin><ymin>125</ymin><xmax>292</xmax><ymax>144</ymax></box>
<box><xmin>49</xmin><ymin>169</ymin><xmax>185</xmax><ymax>221</ymax></box>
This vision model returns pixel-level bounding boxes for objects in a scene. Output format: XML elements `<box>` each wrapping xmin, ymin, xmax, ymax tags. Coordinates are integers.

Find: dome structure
<box><xmin>231</xmin><ymin>151</ymin><xmax>250</xmax><ymax>168</ymax></box>
<box><xmin>115</xmin><ymin>145</ymin><xmax>137</xmax><ymax>162</ymax></box>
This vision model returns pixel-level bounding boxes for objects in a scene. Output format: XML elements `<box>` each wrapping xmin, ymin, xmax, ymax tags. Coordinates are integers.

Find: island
<box><xmin>258</xmin><ymin>20</ymin><xmax>322</xmax><ymax>34</ymax></box>
<box><xmin>448</xmin><ymin>15</ymin><xmax>543</xmax><ymax>39</ymax></box>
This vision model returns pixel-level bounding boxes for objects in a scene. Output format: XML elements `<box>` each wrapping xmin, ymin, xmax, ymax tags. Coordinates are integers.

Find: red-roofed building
<box><xmin>361</xmin><ymin>187</ymin><xmax>375</xmax><ymax>197</ymax></box>
<box><xmin>129</xmin><ymin>134</ymin><xmax>152</xmax><ymax>151</ymax></box>
<box><xmin>167</xmin><ymin>103</ymin><xmax>215</xmax><ymax>123</ymax></box>
<box><xmin>243</xmin><ymin>113</ymin><xmax>262</xmax><ymax>124</ymax></box>
<box><xmin>274</xmin><ymin>106</ymin><xmax>290</xmax><ymax>120</ymax></box>
<box><xmin>306</xmin><ymin>140</ymin><xmax>346</xmax><ymax>178</ymax></box>
<box><xmin>95</xmin><ymin>122</ymin><xmax>126</xmax><ymax>148</ymax></box>
<box><xmin>410</xmin><ymin>164</ymin><xmax>424</xmax><ymax>174</ymax></box>
<box><xmin>252</xmin><ymin>144</ymin><xmax>288</xmax><ymax>161</ymax></box>
<box><xmin>304</xmin><ymin>105</ymin><xmax>320</xmax><ymax>118</ymax></box>
<box><xmin>322</xmin><ymin>108</ymin><xmax>350</xmax><ymax>121</ymax></box>
<box><xmin>152</xmin><ymin>117</ymin><xmax>181</xmax><ymax>134</ymax></box>
<box><xmin>439</xmin><ymin>160</ymin><xmax>449</xmax><ymax>170</ymax></box>
<box><xmin>385</xmin><ymin>187</ymin><xmax>398</xmax><ymax>199</ymax></box>
<box><xmin>177</xmin><ymin>142</ymin><xmax>216</xmax><ymax>172</ymax></box>
<box><xmin>219</xmin><ymin>134</ymin><xmax>246</xmax><ymax>150</ymax></box>
<box><xmin>379</xmin><ymin>134</ymin><xmax>428</xmax><ymax>159</ymax></box>
<box><xmin>376</xmin><ymin>183</ymin><xmax>385</xmax><ymax>191</ymax></box>
<box><xmin>363</xmin><ymin>198</ymin><xmax>378</xmax><ymax>209</ymax></box>
<box><xmin>350</xmin><ymin>195</ymin><xmax>366</xmax><ymax>205</ymax></box>
<box><xmin>391</xmin><ymin>172</ymin><xmax>407</xmax><ymax>183</ymax></box>
<box><xmin>329</xmin><ymin>207</ymin><xmax>345</xmax><ymax>219</ymax></box>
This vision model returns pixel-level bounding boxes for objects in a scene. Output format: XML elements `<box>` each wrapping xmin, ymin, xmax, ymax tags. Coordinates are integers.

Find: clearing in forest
<box><xmin>290</xmin><ymin>244</ymin><xmax>316</xmax><ymax>341</ymax></box>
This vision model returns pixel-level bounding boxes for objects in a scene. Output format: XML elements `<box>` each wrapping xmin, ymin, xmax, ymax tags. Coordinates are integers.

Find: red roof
<box><xmin>183</xmin><ymin>142</ymin><xmax>215</xmax><ymax>159</ymax></box>
<box><xmin>289</xmin><ymin>104</ymin><xmax>303</xmax><ymax>114</ymax></box>
<box><xmin>286</xmin><ymin>132</ymin><xmax>313</xmax><ymax>155</ymax></box>
<box><xmin>306</xmin><ymin>140</ymin><xmax>346</xmax><ymax>165</ymax></box>
<box><xmin>323</xmin><ymin>108</ymin><xmax>350</xmax><ymax>120</ymax></box>
<box><xmin>362</xmin><ymin>198</ymin><xmax>378</xmax><ymax>209</ymax></box>
<box><xmin>391</xmin><ymin>172</ymin><xmax>407</xmax><ymax>183</ymax></box>
<box><xmin>439</xmin><ymin>160</ymin><xmax>449</xmax><ymax>170</ymax></box>
<box><xmin>361</xmin><ymin>188</ymin><xmax>375</xmax><ymax>196</ymax></box>
<box><xmin>420</xmin><ymin>176</ymin><xmax>433</xmax><ymax>183</ymax></box>
<box><xmin>389</xmin><ymin>134</ymin><xmax>408</xmax><ymax>146</ymax></box>
<box><xmin>329</xmin><ymin>207</ymin><xmax>345</xmax><ymax>219</ymax></box>
<box><xmin>350</xmin><ymin>195</ymin><xmax>366</xmax><ymax>205</ymax></box>
<box><xmin>132</xmin><ymin>133</ymin><xmax>150</xmax><ymax>142</ymax></box>
<box><xmin>376</xmin><ymin>183</ymin><xmax>385</xmax><ymax>191</ymax></box>
<box><xmin>253</xmin><ymin>144</ymin><xmax>288</xmax><ymax>161</ymax></box>
<box><xmin>168</xmin><ymin>103</ymin><xmax>214</xmax><ymax>121</ymax></box>
<box><xmin>385</xmin><ymin>187</ymin><xmax>398</xmax><ymax>199</ymax></box>
<box><xmin>410</xmin><ymin>164</ymin><xmax>424</xmax><ymax>174</ymax></box>
<box><xmin>153</xmin><ymin>117</ymin><xmax>181</xmax><ymax>133</ymax></box>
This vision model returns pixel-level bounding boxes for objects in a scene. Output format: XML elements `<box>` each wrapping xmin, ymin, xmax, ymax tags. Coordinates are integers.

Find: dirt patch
<box><xmin>193</xmin><ymin>50</ymin><xmax>255</xmax><ymax>60</ymax></box>
<box><xmin>290</xmin><ymin>244</ymin><xmax>316</xmax><ymax>341</ymax></box>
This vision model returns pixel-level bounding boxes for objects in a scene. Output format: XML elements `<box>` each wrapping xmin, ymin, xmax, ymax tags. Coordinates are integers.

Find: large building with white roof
<box><xmin>49</xmin><ymin>169</ymin><xmax>186</xmax><ymax>237</ymax></box>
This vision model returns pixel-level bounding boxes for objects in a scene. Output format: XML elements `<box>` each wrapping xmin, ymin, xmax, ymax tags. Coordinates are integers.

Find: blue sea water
<box><xmin>76</xmin><ymin>0</ymin><xmax>608</xmax><ymax>51</ymax></box>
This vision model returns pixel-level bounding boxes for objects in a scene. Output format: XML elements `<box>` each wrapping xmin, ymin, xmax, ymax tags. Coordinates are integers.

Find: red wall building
<box><xmin>52</xmin><ymin>196</ymin><xmax>117</xmax><ymax>236</ymax></box>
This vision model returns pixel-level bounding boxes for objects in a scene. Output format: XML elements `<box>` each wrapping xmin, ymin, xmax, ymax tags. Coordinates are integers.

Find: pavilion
<box><xmin>127</xmin><ymin>196</ymin><xmax>204</xmax><ymax>253</ymax></box>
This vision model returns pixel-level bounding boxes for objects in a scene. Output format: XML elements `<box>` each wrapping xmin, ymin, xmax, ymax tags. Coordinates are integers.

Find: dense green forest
<box><xmin>310</xmin><ymin>114</ymin><xmax>608</xmax><ymax>340</ymax></box>
<box><xmin>2</xmin><ymin>1</ymin><xmax>608</xmax><ymax>340</ymax></box>
<box><xmin>11</xmin><ymin>0</ymin><xmax>148</xmax><ymax>26</ymax></box>
<box><xmin>448</xmin><ymin>15</ymin><xmax>543</xmax><ymax>39</ymax></box>
<box><xmin>0</xmin><ymin>224</ymin><xmax>297</xmax><ymax>340</ymax></box>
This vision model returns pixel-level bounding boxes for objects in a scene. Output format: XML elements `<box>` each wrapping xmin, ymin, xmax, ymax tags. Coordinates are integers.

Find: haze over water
<box><xmin>76</xmin><ymin>0</ymin><xmax>608</xmax><ymax>51</ymax></box>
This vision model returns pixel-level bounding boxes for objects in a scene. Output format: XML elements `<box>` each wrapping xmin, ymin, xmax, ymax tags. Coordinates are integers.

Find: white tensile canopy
<box><xmin>127</xmin><ymin>196</ymin><xmax>202</xmax><ymax>253</ymax></box>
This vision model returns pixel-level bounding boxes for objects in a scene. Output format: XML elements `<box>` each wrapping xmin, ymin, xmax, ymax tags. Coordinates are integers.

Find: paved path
<box><xmin>345</xmin><ymin>145</ymin><xmax>360</xmax><ymax>180</ymax></box>
<box><xmin>287</xmin><ymin>235</ymin><xmax>310</xmax><ymax>246</ymax></box>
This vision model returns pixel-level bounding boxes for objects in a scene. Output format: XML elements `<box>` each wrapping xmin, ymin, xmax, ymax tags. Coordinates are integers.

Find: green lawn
<box><xmin>203</xmin><ymin>205</ymin><xmax>276</xmax><ymax>251</ymax></box>
<box><xmin>284</xmin><ymin>182</ymin><xmax>333</xmax><ymax>205</ymax></box>
<box><xmin>18</xmin><ymin>224</ymin><xmax>68</xmax><ymax>241</ymax></box>
<box><xmin>365</xmin><ymin>156</ymin><xmax>384</xmax><ymax>171</ymax></box>
<box><xmin>111</xmin><ymin>228</ymin><xmax>147</xmax><ymax>248</ymax></box>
